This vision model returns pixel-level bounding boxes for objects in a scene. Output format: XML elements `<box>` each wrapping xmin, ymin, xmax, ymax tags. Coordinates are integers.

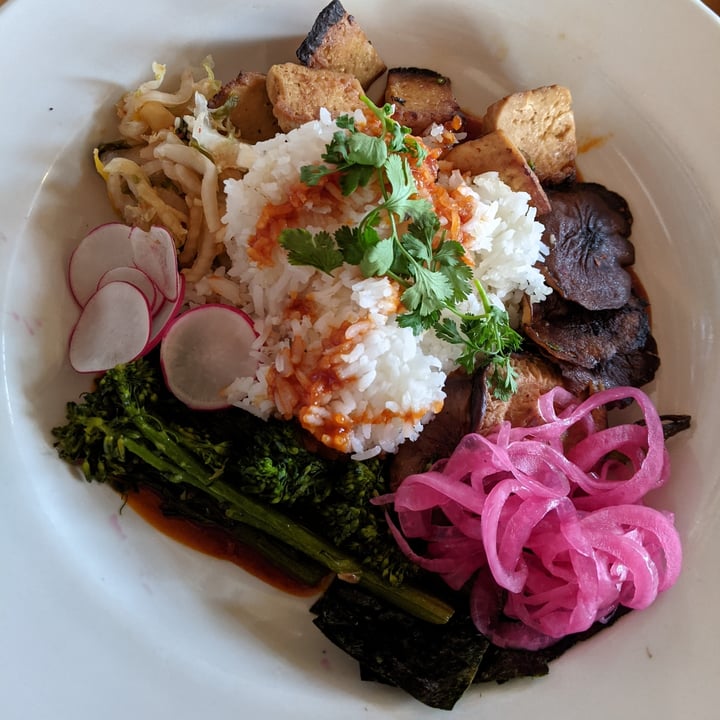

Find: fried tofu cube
<box><xmin>265</xmin><ymin>62</ymin><xmax>365</xmax><ymax>133</ymax></box>
<box><xmin>482</xmin><ymin>85</ymin><xmax>577</xmax><ymax>186</ymax></box>
<box><xmin>383</xmin><ymin>67</ymin><xmax>460</xmax><ymax>136</ymax></box>
<box><xmin>445</xmin><ymin>130</ymin><xmax>552</xmax><ymax>215</ymax></box>
<box><xmin>296</xmin><ymin>0</ymin><xmax>386</xmax><ymax>90</ymax></box>
<box><xmin>208</xmin><ymin>71</ymin><xmax>280</xmax><ymax>143</ymax></box>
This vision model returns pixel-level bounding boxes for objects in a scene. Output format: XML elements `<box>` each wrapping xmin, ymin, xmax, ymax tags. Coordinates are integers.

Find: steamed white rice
<box><xmin>216</xmin><ymin>111</ymin><xmax>550</xmax><ymax>459</ymax></box>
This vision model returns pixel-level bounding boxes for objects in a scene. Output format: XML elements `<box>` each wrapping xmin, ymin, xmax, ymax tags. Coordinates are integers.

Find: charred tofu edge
<box><xmin>296</xmin><ymin>0</ymin><xmax>387</xmax><ymax>90</ymax></box>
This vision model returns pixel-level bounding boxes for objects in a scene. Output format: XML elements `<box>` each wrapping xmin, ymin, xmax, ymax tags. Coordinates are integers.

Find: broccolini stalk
<box><xmin>53</xmin><ymin>357</ymin><xmax>454</xmax><ymax>625</ymax></box>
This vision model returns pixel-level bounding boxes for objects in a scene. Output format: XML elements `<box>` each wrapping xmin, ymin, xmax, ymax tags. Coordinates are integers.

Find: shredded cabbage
<box><xmin>184</xmin><ymin>92</ymin><xmax>242</xmax><ymax>170</ymax></box>
<box><xmin>117</xmin><ymin>57</ymin><xmax>221</xmax><ymax>142</ymax></box>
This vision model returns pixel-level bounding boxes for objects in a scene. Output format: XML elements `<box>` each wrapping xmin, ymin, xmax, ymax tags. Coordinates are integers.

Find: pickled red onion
<box><xmin>376</xmin><ymin>385</ymin><xmax>682</xmax><ymax>649</ymax></box>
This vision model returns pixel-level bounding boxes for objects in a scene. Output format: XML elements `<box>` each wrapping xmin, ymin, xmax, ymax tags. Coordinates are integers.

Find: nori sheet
<box><xmin>311</xmin><ymin>579</ymin><xmax>489</xmax><ymax>710</ymax></box>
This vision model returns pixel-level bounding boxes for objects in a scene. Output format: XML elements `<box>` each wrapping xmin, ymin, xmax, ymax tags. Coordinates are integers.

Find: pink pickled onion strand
<box><xmin>580</xmin><ymin>505</ymin><xmax>682</xmax><ymax>591</ymax></box>
<box><xmin>470</xmin><ymin>567</ymin><xmax>559</xmax><ymax>651</ymax></box>
<box><xmin>377</xmin><ymin>385</ymin><xmax>682</xmax><ymax>649</ymax></box>
<box><xmin>383</xmin><ymin>509</ymin><xmax>485</xmax><ymax>589</ymax></box>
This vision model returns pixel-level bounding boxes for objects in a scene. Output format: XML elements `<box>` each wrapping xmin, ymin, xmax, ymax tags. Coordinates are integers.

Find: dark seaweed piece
<box><xmin>312</xmin><ymin>580</ymin><xmax>634</xmax><ymax>707</ymax></box>
<box><xmin>473</xmin><ymin>644</ymin><xmax>551</xmax><ymax>684</ymax></box>
<box><xmin>311</xmin><ymin>579</ymin><xmax>489</xmax><ymax>710</ymax></box>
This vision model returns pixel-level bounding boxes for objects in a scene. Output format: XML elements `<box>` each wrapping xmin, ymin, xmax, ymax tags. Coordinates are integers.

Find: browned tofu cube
<box><xmin>208</xmin><ymin>71</ymin><xmax>280</xmax><ymax>143</ymax></box>
<box><xmin>296</xmin><ymin>0</ymin><xmax>386</xmax><ymax>90</ymax></box>
<box><xmin>482</xmin><ymin>85</ymin><xmax>577</xmax><ymax>186</ymax></box>
<box><xmin>445</xmin><ymin>130</ymin><xmax>552</xmax><ymax>215</ymax></box>
<box><xmin>384</xmin><ymin>67</ymin><xmax>460</xmax><ymax>136</ymax></box>
<box><xmin>266</xmin><ymin>62</ymin><xmax>365</xmax><ymax>132</ymax></box>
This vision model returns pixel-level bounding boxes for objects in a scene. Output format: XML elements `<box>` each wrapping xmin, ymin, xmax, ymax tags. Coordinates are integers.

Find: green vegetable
<box><xmin>435</xmin><ymin>281</ymin><xmax>523</xmax><ymax>400</ymax></box>
<box><xmin>52</xmin><ymin>355</ymin><xmax>454</xmax><ymax>625</ymax></box>
<box><xmin>277</xmin><ymin>95</ymin><xmax>521</xmax><ymax>398</ymax></box>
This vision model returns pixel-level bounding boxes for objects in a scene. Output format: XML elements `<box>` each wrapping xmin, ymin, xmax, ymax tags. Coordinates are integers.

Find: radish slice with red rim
<box><xmin>97</xmin><ymin>266</ymin><xmax>158</xmax><ymax>310</ymax></box>
<box><xmin>145</xmin><ymin>274</ymin><xmax>186</xmax><ymax>352</ymax></box>
<box><xmin>130</xmin><ymin>226</ymin><xmax>180</xmax><ymax>301</ymax></box>
<box><xmin>68</xmin><ymin>281</ymin><xmax>152</xmax><ymax>373</ymax></box>
<box><xmin>160</xmin><ymin>304</ymin><xmax>257</xmax><ymax>410</ymax></box>
<box><xmin>66</xmin><ymin>222</ymin><xmax>185</xmax><ymax>372</ymax></box>
<box><xmin>68</xmin><ymin>223</ymin><xmax>134</xmax><ymax>307</ymax></box>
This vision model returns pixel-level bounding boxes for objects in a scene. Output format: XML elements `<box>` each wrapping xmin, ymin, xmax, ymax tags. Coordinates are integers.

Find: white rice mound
<box><xmin>219</xmin><ymin>111</ymin><xmax>551</xmax><ymax>459</ymax></box>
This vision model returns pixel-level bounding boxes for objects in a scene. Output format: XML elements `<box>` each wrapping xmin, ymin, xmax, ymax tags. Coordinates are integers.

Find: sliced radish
<box><xmin>68</xmin><ymin>281</ymin><xmax>152</xmax><ymax>373</ymax></box>
<box><xmin>68</xmin><ymin>223</ymin><xmax>134</xmax><ymax>306</ymax></box>
<box><xmin>130</xmin><ymin>226</ymin><xmax>180</xmax><ymax>301</ymax></box>
<box><xmin>145</xmin><ymin>274</ymin><xmax>186</xmax><ymax>352</ymax></box>
<box><xmin>160</xmin><ymin>304</ymin><xmax>257</xmax><ymax>410</ymax></box>
<box><xmin>97</xmin><ymin>266</ymin><xmax>158</xmax><ymax>311</ymax></box>
<box><xmin>150</xmin><ymin>285</ymin><xmax>167</xmax><ymax>316</ymax></box>
<box><xmin>66</xmin><ymin>222</ymin><xmax>186</xmax><ymax>373</ymax></box>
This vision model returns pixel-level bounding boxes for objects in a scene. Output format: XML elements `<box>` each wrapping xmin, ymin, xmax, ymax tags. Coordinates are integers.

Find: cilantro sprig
<box><xmin>298</xmin><ymin>96</ymin><xmax>427</xmax><ymax>196</ymax></box>
<box><xmin>435</xmin><ymin>281</ymin><xmax>522</xmax><ymax>400</ymax></box>
<box><xmin>278</xmin><ymin>96</ymin><xmax>521</xmax><ymax>398</ymax></box>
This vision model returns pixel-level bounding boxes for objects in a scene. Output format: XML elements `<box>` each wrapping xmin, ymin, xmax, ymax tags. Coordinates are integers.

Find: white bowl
<box><xmin>1</xmin><ymin>1</ymin><xmax>718</xmax><ymax>718</ymax></box>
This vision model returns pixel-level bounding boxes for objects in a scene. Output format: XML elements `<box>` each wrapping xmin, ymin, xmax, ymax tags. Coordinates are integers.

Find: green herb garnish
<box><xmin>435</xmin><ymin>281</ymin><xmax>522</xmax><ymax>400</ymax></box>
<box><xmin>278</xmin><ymin>96</ymin><xmax>520</xmax><ymax>398</ymax></box>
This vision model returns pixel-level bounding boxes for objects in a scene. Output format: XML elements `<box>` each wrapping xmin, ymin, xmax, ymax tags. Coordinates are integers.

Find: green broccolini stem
<box><xmin>221</xmin><ymin>522</ymin><xmax>329</xmax><ymax>588</ymax></box>
<box><xmin>225</xmin><ymin>498</ymin><xmax>453</xmax><ymax>624</ymax></box>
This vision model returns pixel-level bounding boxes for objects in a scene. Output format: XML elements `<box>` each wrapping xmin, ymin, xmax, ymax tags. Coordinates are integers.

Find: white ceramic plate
<box><xmin>1</xmin><ymin>1</ymin><xmax>719</xmax><ymax>718</ymax></box>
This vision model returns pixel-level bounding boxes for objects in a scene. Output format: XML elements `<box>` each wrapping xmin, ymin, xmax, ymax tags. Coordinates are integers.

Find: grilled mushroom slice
<box><xmin>554</xmin><ymin>335</ymin><xmax>660</xmax><ymax>400</ymax></box>
<box><xmin>542</xmin><ymin>183</ymin><xmax>635</xmax><ymax>311</ymax></box>
<box><xmin>388</xmin><ymin>369</ymin><xmax>486</xmax><ymax>489</ymax></box>
<box><xmin>522</xmin><ymin>290</ymin><xmax>660</xmax><ymax>395</ymax></box>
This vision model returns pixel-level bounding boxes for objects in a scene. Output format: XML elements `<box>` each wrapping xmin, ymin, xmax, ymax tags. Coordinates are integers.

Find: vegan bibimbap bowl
<box><xmin>1</xmin><ymin>0</ymin><xmax>718</xmax><ymax>718</ymax></box>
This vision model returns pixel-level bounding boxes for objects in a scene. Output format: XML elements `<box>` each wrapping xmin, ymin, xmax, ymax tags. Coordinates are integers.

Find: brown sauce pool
<box><xmin>125</xmin><ymin>487</ymin><xmax>325</xmax><ymax>597</ymax></box>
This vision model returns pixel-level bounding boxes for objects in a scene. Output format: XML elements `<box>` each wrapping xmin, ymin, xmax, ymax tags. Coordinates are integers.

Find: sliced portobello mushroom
<box><xmin>542</xmin><ymin>182</ymin><xmax>635</xmax><ymax>311</ymax></box>
<box><xmin>554</xmin><ymin>334</ymin><xmax>660</xmax><ymax>400</ymax></box>
<box><xmin>522</xmin><ymin>290</ymin><xmax>652</xmax><ymax>369</ymax></box>
<box><xmin>388</xmin><ymin>368</ymin><xmax>486</xmax><ymax>489</ymax></box>
<box><xmin>522</xmin><ymin>290</ymin><xmax>660</xmax><ymax>396</ymax></box>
